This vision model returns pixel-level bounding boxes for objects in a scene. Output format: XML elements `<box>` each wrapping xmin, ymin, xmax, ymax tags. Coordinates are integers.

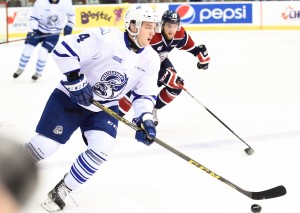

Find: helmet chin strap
<box><xmin>127</xmin><ymin>26</ymin><xmax>145</xmax><ymax>49</ymax></box>
<box><xmin>132</xmin><ymin>35</ymin><xmax>144</xmax><ymax>49</ymax></box>
<box><xmin>126</xmin><ymin>31</ymin><xmax>141</xmax><ymax>51</ymax></box>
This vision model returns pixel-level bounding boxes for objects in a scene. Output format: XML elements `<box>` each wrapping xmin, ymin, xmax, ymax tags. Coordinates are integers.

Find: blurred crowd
<box><xmin>1</xmin><ymin>0</ymin><xmax>283</xmax><ymax>8</ymax></box>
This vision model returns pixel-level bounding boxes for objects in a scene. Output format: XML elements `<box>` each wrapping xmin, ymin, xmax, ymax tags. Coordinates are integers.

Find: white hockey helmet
<box><xmin>124</xmin><ymin>4</ymin><xmax>161</xmax><ymax>37</ymax></box>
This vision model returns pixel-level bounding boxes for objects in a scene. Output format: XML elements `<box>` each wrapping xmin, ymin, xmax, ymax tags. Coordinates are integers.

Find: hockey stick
<box><xmin>91</xmin><ymin>99</ymin><xmax>286</xmax><ymax>200</ymax></box>
<box><xmin>181</xmin><ymin>86</ymin><xmax>255</xmax><ymax>155</ymax></box>
<box><xmin>0</xmin><ymin>33</ymin><xmax>61</xmax><ymax>44</ymax></box>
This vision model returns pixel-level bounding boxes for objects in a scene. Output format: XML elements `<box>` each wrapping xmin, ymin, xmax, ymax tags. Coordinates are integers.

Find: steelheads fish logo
<box><xmin>93</xmin><ymin>71</ymin><xmax>128</xmax><ymax>99</ymax></box>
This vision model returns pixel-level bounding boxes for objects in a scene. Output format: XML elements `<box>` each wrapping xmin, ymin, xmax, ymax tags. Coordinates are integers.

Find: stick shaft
<box><xmin>1</xmin><ymin>33</ymin><xmax>60</xmax><ymax>44</ymax></box>
<box><xmin>182</xmin><ymin>87</ymin><xmax>253</xmax><ymax>149</ymax></box>
<box><xmin>91</xmin><ymin>100</ymin><xmax>286</xmax><ymax>200</ymax></box>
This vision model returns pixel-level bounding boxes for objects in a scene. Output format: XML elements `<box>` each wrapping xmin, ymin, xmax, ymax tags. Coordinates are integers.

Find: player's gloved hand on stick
<box><xmin>133</xmin><ymin>112</ymin><xmax>156</xmax><ymax>146</ymax></box>
<box><xmin>63</xmin><ymin>25</ymin><xmax>73</xmax><ymax>36</ymax></box>
<box><xmin>196</xmin><ymin>44</ymin><xmax>210</xmax><ymax>70</ymax></box>
<box><xmin>25</xmin><ymin>29</ymin><xmax>39</xmax><ymax>44</ymax></box>
<box><xmin>30</xmin><ymin>29</ymin><xmax>39</xmax><ymax>36</ymax></box>
<box><xmin>61</xmin><ymin>73</ymin><xmax>93</xmax><ymax>106</ymax></box>
<box><xmin>158</xmin><ymin>67</ymin><xmax>184</xmax><ymax>89</ymax></box>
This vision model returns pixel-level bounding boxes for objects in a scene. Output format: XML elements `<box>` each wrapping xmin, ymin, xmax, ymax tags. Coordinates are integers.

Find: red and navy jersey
<box><xmin>150</xmin><ymin>26</ymin><xmax>198</xmax><ymax>63</ymax></box>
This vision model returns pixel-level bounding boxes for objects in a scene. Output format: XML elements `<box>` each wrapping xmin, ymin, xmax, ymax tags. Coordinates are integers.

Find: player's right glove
<box><xmin>63</xmin><ymin>25</ymin><xmax>73</xmax><ymax>36</ymax></box>
<box><xmin>195</xmin><ymin>44</ymin><xmax>210</xmax><ymax>70</ymax></box>
<box><xmin>158</xmin><ymin>67</ymin><xmax>184</xmax><ymax>89</ymax></box>
<box><xmin>133</xmin><ymin>113</ymin><xmax>156</xmax><ymax>146</ymax></box>
<box><xmin>25</xmin><ymin>29</ymin><xmax>39</xmax><ymax>44</ymax></box>
<box><xmin>61</xmin><ymin>74</ymin><xmax>93</xmax><ymax>106</ymax></box>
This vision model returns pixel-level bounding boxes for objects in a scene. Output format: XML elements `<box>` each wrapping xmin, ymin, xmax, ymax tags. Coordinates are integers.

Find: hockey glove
<box><xmin>158</xmin><ymin>67</ymin><xmax>184</xmax><ymax>89</ymax></box>
<box><xmin>63</xmin><ymin>25</ymin><xmax>73</xmax><ymax>36</ymax></box>
<box><xmin>61</xmin><ymin>74</ymin><xmax>93</xmax><ymax>106</ymax></box>
<box><xmin>25</xmin><ymin>29</ymin><xmax>39</xmax><ymax>44</ymax></box>
<box><xmin>196</xmin><ymin>45</ymin><xmax>210</xmax><ymax>70</ymax></box>
<box><xmin>133</xmin><ymin>113</ymin><xmax>156</xmax><ymax>146</ymax></box>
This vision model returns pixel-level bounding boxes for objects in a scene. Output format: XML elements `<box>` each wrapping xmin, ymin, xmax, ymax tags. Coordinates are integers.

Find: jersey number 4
<box><xmin>77</xmin><ymin>34</ymin><xmax>90</xmax><ymax>43</ymax></box>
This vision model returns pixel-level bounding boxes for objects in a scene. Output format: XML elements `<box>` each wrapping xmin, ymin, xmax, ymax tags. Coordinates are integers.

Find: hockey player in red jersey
<box><xmin>119</xmin><ymin>10</ymin><xmax>210</xmax><ymax>125</ymax></box>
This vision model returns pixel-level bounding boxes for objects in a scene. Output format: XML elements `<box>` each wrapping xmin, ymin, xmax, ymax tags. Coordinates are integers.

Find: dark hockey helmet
<box><xmin>49</xmin><ymin>0</ymin><xmax>60</xmax><ymax>4</ymax></box>
<box><xmin>162</xmin><ymin>10</ymin><xmax>181</xmax><ymax>25</ymax></box>
<box><xmin>161</xmin><ymin>10</ymin><xmax>181</xmax><ymax>31</ymax></box>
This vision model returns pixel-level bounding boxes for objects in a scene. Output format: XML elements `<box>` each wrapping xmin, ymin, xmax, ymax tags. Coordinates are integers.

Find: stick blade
<box><xmin>251</xmin><ymin>185</ymin><xmax>286</xmax><ymax>200</ymax></box>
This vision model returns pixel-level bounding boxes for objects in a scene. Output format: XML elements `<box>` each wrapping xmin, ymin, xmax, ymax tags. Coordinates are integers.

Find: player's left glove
<box><xmin>63</xmin><ymin>25</ymin><xmax>73</xmax><ymax>36</ymax></box>
<box><xmin>158</xmin><ymin>67</ymin><xmax>184</xmax><ymax>89</ymax></box>
<box><xmin>195</xmin><ymin>44</ymin><xmax>210</xmax><ymax>70</ymax></box>
<box><xmin>133</xmin><ymin>113</ymin><xmax>156</xmax><ymax>146</ymax></box>
<box><xmin>61</xmin><ymin>74</ymin><xmax>93</xmax><ymax>106</ymax></box>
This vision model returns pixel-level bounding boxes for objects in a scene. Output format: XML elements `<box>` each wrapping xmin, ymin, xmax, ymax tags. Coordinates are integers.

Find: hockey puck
<box><xmin>244</xmin><ymin>147</ymin><xmax>254</xmax><ymax>155</ymax></box>
<box><xmin>251</xmin><ymin>204</ymin><xmax>262</xmax><ymax>213</ymax></box>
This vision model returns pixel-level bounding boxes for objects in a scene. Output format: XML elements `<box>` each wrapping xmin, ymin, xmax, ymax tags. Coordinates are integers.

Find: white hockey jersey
<box><xmin>29</xmin><ymin>0</ymin><xmax>75</xmax><ymax>34</ymax></box>
<box><xmin>53</xmin><ymin>27</ymin><xmax>160</xmax><ymax>117</ymax></box>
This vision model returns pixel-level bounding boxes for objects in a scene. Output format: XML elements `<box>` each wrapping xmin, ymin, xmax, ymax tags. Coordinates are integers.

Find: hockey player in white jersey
<box><xmin>13</xmin><ymin>0</ymin><xmax>75</xmax><ymax>80</ymax></box>
<box><xmin>23</xmin><ymin>4</ymin><xmax>161</xmax><ymax>212</ymax></box>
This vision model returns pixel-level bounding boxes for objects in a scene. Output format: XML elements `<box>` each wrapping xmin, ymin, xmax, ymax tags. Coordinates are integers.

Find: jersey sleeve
<box><xmin>177</xmin><ymin>26</ymin><xmax>205</xmax><ymax>56</ymax></box>
<box><xmin>29</xmin><ymin>0</ymin><xmax>41</xmax><ymax>30</ymax></box>
<box><xmin>52</xmin><ymin>28</ymin><xmax>103</xmax><ymax>75</ymax></box>
<box><xmin>131</xmin><ymin>53</ymin><xmax>160</xmax><ymax>118</ymax></box>
<box><xmin>176</xmin><ymin>26</ymin><xmax>196</xmax><ymax>52</ymax></box>
<box><xmin>66</xmin><ymin>1</ymin><xmax>75</xmax><ymax>28</ymax></box>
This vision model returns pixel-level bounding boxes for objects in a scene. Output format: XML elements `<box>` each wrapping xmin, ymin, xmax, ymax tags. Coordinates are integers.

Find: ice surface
<box><xmin>0</xmin><ymin>30</ymin><xmax>300</xmax><ymax>213</ymax></box>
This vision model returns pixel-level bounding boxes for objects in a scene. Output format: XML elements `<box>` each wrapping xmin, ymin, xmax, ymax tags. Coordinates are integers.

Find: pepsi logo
<box><xmin>176</xmin><ymin>4</ymin><xmax>196</xmax><ymax>24</ymax></box>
